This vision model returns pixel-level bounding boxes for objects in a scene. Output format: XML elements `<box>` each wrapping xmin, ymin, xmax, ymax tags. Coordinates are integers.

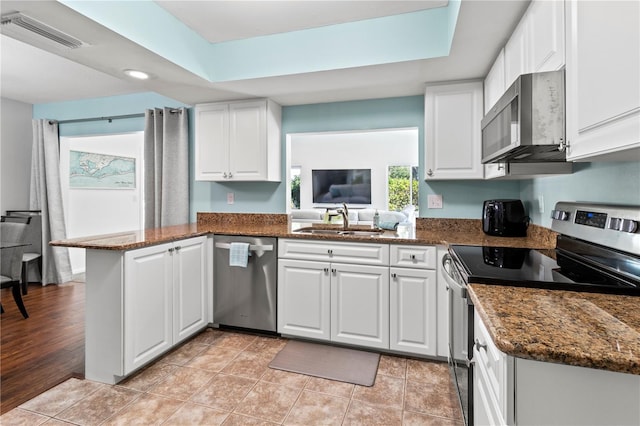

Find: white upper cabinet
<box><xmin>504</xmin><ymin>18</ymin><xmax>530</xmax><ymax>89</ymax></box>
<box><xmin>195</xmin><ymin>99</ymin><xmax>282</xmax><ymax>181</ymax></box>
<box><xmin>484</xmin><ymin>49</ymin><xmax>505</xmax><ymax>113</ymax></box>
<box><xmin>565</xmin><ymin>0</ymin><xmax>640</xmax><ymax>161</ymax></box>
<box><xmin>424</xmin><ymin>81</ymin><xmax>484</xmax><ymax>180</ymax></box>
<box><xmin>504</xmin><ymin>0</ymin><xmax>565</xmax><ymax>89</ymax></box>
<box><xmin>484</xmin><ymin>0</ymin><xmax>568</xmax><ymax>180</ymax></box>
<box><xmin>528</xmin><ymin>0</ymin><xmax>565</xmax><ymax>73</ymax></box>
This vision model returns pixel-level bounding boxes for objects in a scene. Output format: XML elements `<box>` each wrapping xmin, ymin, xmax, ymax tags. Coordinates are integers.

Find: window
<box><xmin>388</xmin><ymin>165</ymin><xmax>419</xmax><ymax>214</ymax></box>
<box><xmin>290</xmin><ymin>166</ymin><xmax>301</xmax><ymax>209</ymax></box>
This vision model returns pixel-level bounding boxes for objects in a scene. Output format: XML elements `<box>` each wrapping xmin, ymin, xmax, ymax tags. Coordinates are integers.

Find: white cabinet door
<box><xmin>424</xmin><ymin>81</ymin><xmax>484</xmax><ymax>180</ymax></box>
<box><xmin>194</xmin><ymin>103</ymin><xmax>229</xmax><ymax>181</ymax></box>
<box><xmin>229</xmin><ymin>100</ymin><xmax>267</xmax><ymax>181</ymax></box>
<box><xmin>528</xmin><ymin>0</ymin><xmax>564</xmax><ymax>73</ymax></box>
<box><xmin>331</xmin><ymin>263</ymin><xmax>389</xmax><ymax>349</ymax></box>
<box><xmin>566</xmin><ymin>0</ymin><xmax>640</xmax><ymax>161</ymax></box>
<box><xmin>173</xmin><ymin>236</ymin><xmax>208</xmax><ymax>344</ymax></box>
<box><xmin>504</xmin><ymin>18</ymin><xmax>529</xmax><ymax>88</ymax></box>
<box><xmin>124</xmin><ymin>243</ymin><xmax>173</xmax><ymax>374</ymax></box>
<box><xmin>389</xmin><ymin>267</ymin><xmax>437</xmax><ymax>356</ymax></box>
<box><xmin>278</xmin><ymin>259</ymin><xmax>331</xmax><ymax>340</ymax></box>
<box><xmin>484</xmin><ymin>49</ymin><xmax>505</xmax><ymax>113</ymax></box>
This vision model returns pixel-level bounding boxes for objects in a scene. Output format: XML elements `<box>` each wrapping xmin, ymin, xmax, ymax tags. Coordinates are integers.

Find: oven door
<box><xmin>442</xmin><ymin>253</ymin><xmax>472</xmax><ymax>425</ymax></box>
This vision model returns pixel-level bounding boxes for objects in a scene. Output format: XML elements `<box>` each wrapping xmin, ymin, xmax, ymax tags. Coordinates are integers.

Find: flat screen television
<box><xmin>312</xmin><ymin>169</ymin><xmax>372</xmax><ymax>205</ymax></box>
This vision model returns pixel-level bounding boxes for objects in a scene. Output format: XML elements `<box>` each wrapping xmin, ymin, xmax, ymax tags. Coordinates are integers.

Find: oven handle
<box><xmin>442</xmin><ymin>253</ymin><xmax>467</xmax><ymax>299</ymax></box>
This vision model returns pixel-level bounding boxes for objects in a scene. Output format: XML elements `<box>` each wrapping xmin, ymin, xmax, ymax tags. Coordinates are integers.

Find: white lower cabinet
<box><xmin>332</xmin><ymin>263</ymin><xmax>389</xmax><ymax>349</ymax></box>
<box><xmin>277</xmin><ymin>259</ymin><xmax>331</xmax><ymax>340</ymax></box>
<box><xmin>85</xmin><ymin>236</ymin><xmax>208</xmax><ymax>384</ymax></box>
<box><xmin>124</xmin><ymin>236</ymin><xmax>208</xmax><ymax>373</ymax></box>
<box><xmin>389</xmin><ymin>244</ymin><xmax>438</xmax><ymax>356</ymax></box>
<box><xmin>278</xmin><ymin>239</ymin><xmax>443</xmax><ymax>356</ymax></box>
<box><xmin>473</xmin><ymin>310</ymin><xmax>640</xmax><ymax>426</ymax></box>
<box><xmin>389</xmin><ymin>267</ymin><xmax>436</xmax><ymax>355</ymax></box>
<box><xmin>277</xmin><ymin>240</ymin><xmax>390</xmax><ymax>349</ymax></box>
<box><xmin>124</xmin><ymin>242</ymin><xmax>174</xmax><ymax>373</ymax></box>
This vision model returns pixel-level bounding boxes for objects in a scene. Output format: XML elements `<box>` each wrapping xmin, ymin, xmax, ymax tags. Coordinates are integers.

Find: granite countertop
<box><xmin>51</xmin><ymin>213</ymin><xmax>556</xmax><ymax>250</ymax></box>
<box><xmin>468</xmin><ymin>284</ymin><xmax>640</xmax><ymax>375</ymax></box>
<box><xmin>51</xmin><ymin>212</ymin><xmax>639</xmax><ymax>376</ymax></box>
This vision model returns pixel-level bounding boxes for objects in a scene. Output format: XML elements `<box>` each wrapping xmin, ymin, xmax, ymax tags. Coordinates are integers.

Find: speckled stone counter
<box><xmin>51</xmin><ymin>213</ymin><xmax>557</xmax><ymax>250</ymax></box>
<box><xmin>468</xmin><ymin>284</ymin><xmax>640</xmax><ymax>375</ymax></box>
<box><xmin>50</xmin><ymin>224</ymin><xmax>209</xmax><ymax>250</ymax></box>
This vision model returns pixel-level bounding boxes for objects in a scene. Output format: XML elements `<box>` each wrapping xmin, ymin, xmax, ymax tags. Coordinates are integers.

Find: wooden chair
<box><xmin>3</xmin><ymin>211</ymin><xmax>43</xmax><ymax>294</ymax></box>
<box><xmin>1</xmin><ymin>222</ymin><xmax>29</xmax><ymax>318</ymax></box>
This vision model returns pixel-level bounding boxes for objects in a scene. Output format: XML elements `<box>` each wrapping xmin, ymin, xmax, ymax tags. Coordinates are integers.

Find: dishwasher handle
<box><xmin>215</xmin><ymin>242</ymin><xmax>274</xmax><ymax>252</ymax></box>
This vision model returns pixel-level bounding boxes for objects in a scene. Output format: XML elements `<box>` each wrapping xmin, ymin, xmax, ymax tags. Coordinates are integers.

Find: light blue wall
<box><xmin>33</xmin><ymin>92</ymin><xmax>638</xmax><ymax>226</ymax></box>
<box><xmin>520</xmin><ymin>162</ymin><xmax>640</xmax><ymax>228</ymax></box>
<box><xmin>33</xmin><ymin>92</ymin><xmax>187</xmax><ymax>136</ymax></box>
<box><xmin>279</xmin><ymin>96</ymin><xmax>520</xmax><ymax>219</ymax></box>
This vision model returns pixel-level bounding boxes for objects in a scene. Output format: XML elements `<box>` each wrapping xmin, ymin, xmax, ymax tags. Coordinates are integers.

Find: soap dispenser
<box><xmin>373</xmin><ymin>210</ymin><xmax>380</xmax><ymax>229</ymax></box>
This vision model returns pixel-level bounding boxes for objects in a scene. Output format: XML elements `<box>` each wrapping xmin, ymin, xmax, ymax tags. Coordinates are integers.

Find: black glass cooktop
<box><xmin>449</xmin><ymin>245</ymin><xmax>640</xmax><ymax>296</ymax></box>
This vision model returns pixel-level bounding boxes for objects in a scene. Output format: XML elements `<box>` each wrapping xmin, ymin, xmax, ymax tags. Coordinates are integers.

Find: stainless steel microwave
<box><xmin>481</xmin><ymin>70</ymin><xmax>566</xmax><ymax>163</ymax></box>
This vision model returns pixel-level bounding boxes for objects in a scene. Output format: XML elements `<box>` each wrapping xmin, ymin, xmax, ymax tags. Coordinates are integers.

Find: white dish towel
<box><xmin>229</xmin><ymin>242</ymin><xmax>250</xmax><ymax>267</ymax></box>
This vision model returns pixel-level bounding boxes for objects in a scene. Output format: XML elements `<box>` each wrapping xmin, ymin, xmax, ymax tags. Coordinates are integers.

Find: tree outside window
<box><xmin>388</xmin><ymin>165</ymin><xmax>419</xmax><ymax>214</ymax></box>
<box><xmin>290</xmin><ymin>167</ymin><xmax>301</xmax><ymax>209</ymax></box>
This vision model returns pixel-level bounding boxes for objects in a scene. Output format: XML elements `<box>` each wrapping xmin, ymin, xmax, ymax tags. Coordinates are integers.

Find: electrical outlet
<box><xmin>428</xmin><ymin>194</ymin><xmax>443</xmax><ymax>209</ymax></box>
<box><xmin>538</xmin><ymin>195</ymin><xmax>544</xmax><ymax>214</ymax></box>
<box><xmin>227</xmin><ymin>192</ymin><xmax>234</xmax><ymax>204</ymax></box>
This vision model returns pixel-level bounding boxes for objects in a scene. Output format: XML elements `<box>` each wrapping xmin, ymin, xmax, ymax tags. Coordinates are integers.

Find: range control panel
<box><xmin>551</xmin><ymin>202</ymin><xmax>640</xmax><ymax>256</ymax></box>
<box><xmin>575</xmin><ymin>210</ymin><xmax>608</xmax><ymax>229</ymax></box>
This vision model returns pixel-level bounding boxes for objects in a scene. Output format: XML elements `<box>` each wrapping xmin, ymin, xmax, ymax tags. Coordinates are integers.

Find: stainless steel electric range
<box><xmin>442</xmin><ymin>202</ymin><xmax>640</xmax><ymax>426</ymax></box>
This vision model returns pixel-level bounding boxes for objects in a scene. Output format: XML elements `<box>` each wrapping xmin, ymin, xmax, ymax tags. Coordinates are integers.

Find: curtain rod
<box><xmin>50</xmin><ymin>109</ymin><xmax>183</xmax><ymax>125</ymax></box>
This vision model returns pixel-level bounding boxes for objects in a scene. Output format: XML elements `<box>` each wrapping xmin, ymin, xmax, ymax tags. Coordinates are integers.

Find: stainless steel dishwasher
<box><xmin>213</xmin><ymin>235</ymin><xmax>277</xmax><ymax>332</ymax></box>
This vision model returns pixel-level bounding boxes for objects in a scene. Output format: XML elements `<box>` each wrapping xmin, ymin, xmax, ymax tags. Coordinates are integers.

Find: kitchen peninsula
<box><xmin>52</xmin><ymin>213</ymin><xmax>638</xmax><ymax>392</ymax></box>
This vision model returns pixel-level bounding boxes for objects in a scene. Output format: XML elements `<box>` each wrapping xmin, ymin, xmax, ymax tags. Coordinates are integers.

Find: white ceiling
<box><xmin>0</xmin><ymin>0</ymin><xmax>530</xmax><ymax>106</ymax></box>
<box><xmin>155</xmin><ymin>1</ymin><xmax>448</xmax><ymax>43</ymax></box>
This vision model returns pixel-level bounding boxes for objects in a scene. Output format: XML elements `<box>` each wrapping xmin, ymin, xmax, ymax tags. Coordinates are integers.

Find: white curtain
<box><xmin>144</xmin><ymin>107</ymin><xmax>189</xmax><ymax>228</ymax></box>
<box><xmin>29</xmin><ymin>120</ymin><xmax>73</xmax><ymax>285</ymax></box>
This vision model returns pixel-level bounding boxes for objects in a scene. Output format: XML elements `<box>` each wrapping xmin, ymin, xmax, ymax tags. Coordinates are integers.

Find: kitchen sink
<box><xmin>293</xmin><ymin>227</ymin><xmax>385</xmax><ymax>237</ymax></box>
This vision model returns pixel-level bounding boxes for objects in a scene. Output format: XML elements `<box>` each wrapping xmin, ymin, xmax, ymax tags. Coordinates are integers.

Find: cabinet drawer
<box><xmin>474</xmin><ymin>348</ymin><xmax>507</xmax><ymax>426</ymax></box>
<box><xmin>278</xmin><ymin>239</ymin><xmax>389</xmax><ymax>266</ymax></box>
<box><xmin>474</xmin><ymin>311</ymin><xmax>512</xmax><ymax>421</ymax></box>
<box><xmin>390</xmin><ymin>245</ymin><xmax>436</xmax><ymax>269</ymax></box>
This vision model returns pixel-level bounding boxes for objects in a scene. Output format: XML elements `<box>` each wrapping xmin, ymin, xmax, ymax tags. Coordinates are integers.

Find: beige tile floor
<box><xmin>1</xmin><ymin>329</ymin><xmax>463</xmax><ymax>425</ymax></box>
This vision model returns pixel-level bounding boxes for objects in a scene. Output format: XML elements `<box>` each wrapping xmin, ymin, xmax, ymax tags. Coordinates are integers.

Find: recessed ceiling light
<box><xmin>123</xmin><ymin>69</ymin><xmax>150</xmax><ymax>80</ymax></box>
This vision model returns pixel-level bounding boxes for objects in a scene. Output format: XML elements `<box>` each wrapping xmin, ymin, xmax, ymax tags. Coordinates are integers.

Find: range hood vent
<box><xmin>1</xmin><ymin>12</ymin><xmax>88</xmax><ymax>49</ymax></box>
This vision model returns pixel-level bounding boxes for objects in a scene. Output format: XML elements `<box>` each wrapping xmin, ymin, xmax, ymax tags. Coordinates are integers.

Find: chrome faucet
<box><xmin>338</xmin><ymin>203</ymin><xmax>349</xmax><ymax>229</ymax></box>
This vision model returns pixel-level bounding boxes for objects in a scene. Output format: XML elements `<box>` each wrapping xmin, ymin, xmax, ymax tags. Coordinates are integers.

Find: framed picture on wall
<box><xmin>69</xmin><ymin>150</ymin><xmax>136</xmax><ymax>189</ymax></box>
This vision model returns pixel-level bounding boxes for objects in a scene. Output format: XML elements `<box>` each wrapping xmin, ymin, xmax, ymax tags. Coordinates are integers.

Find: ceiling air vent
<box><xmin>0</xmin><ymin>12</ymin><xmax>87</xmax><ymax>49</ymax></box>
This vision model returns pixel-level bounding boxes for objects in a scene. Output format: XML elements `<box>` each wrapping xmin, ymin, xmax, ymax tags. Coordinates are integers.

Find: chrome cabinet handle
<box><xmin>410</xmin><ymin>254</ymin><xmax>416</xmax><ymax>260</ymax></box>
<box><xmin>474</xmin><ymin>339</ymin><xmax>487</xmax><ymax>351</ymax></box>
<box><xmin>331</xmin><ymin>268</ymin><xmax>336</xmax><ymax>275</ymax></box>
<box><xmin>228</xmin><ymin>172</ymin><xmax>233</xmax><ymax>178</ymax></box>
<box><xmin>391</xmin><ymin>273</ymin><xmax>397</xmax><ymax>279</ymax></box>
<box><xmin>426</xmin><ymin>169</ymin><xmax>434</xmax><ymax>177</ymax></box>
<box><xmin>175</xmin><ymin>246</ymin><xmax>180</xmax><ymax>252</ymax></box>
<box><xmin>323</xmin><ymin>268</ymin><xmax>329</xmax><ymax>273</ymax></box>
<box><xmin>328</xmin><ymin>249</ymin><xmax>333</xmax><ymax>255</ymax></box>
